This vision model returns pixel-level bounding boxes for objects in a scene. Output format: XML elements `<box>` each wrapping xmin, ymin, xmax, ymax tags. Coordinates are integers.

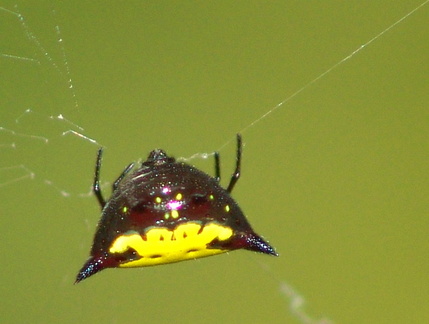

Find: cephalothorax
<box><xmin>76</xmin><ymin>134</ymin><xmax>277</xmax><ymax>283</ymax></box>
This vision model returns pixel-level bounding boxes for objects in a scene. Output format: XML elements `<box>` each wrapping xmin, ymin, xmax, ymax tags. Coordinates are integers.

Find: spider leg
<box><xmin>214</xmin><ymin>152</ymin><xmax>221</xmax><ymax>182</ymax></box>
<box><xmin>226</xmin><ymin>133</ymin><xmax>242</xmax><ymax>193</ymax></box>
<box><xmin>93</xmin><ymin>148</ymin><xmax>106</xmax><ymax>209</ymax></box>
<box><xmin>113</xmin><ymin>162</ymin><xmax>135</xmax><ymax>191</ymax></box>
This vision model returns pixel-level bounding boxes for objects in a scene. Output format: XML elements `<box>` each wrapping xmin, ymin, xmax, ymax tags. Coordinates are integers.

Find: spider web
<box><xmin>1</xmin><ymin>2</ymin><xmax>428</xmax><ymax>324</ymax></box>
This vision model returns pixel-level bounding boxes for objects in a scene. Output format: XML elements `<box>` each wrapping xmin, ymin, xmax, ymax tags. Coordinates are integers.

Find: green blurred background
<box><xmin>1</xmin><ymin>1</ymin><xmax>428</xmax><ymax>323</ymax></box>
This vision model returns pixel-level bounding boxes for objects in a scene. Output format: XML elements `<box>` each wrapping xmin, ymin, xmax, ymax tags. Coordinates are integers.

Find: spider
<box><xmin>76</xmin><ymin>134</ymin><xmax>277</xmax><ymax>283</ymax></box>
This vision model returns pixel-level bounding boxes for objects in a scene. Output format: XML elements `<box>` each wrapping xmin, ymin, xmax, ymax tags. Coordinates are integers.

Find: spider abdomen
<box><xmin>76</xmin><ymin>135</ymin><xmax>277</xmax><ymax>284</ymax></box>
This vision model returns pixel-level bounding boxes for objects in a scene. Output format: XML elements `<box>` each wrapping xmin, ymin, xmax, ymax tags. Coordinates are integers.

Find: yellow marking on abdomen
<box><xmin>109</xmin><ymin>222</ymin><xmax>233</xmax><ymax>267</ymax></box>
